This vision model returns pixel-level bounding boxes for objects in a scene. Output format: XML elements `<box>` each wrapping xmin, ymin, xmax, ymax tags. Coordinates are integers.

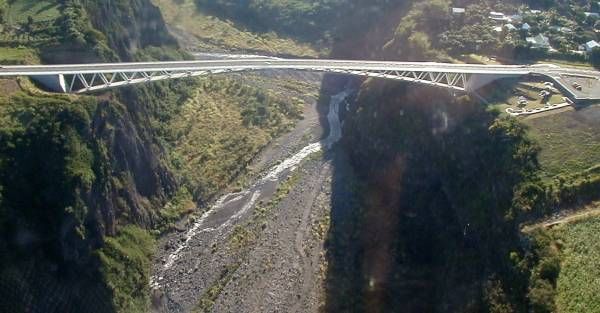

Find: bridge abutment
<box><xmin>465</xmin><ymin>73</ymin><xmax>522</xmax><ymax>92</ymax></box>
<box><xmin>30</xmin><ymin>74</ymin><xmax>67</xmax><ymax>93</ymax></box>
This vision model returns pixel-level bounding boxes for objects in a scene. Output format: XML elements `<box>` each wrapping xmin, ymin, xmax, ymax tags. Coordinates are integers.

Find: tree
<box><xmin>590</xmin><ymin>47</ymin><xmax>600</xmax><ymax>69</ymax></box>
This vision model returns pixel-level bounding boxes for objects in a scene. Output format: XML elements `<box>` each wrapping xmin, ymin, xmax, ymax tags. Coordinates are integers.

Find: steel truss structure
<box><xmin>63</xmin><ymin>68</ymin><xmax>471</xmax><ymax>93</ymax></box>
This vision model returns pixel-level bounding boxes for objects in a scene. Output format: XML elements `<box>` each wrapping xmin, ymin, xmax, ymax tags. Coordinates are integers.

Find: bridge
<box><xmin>1</xmin><ymin>58</ymin><xmax>599</xmax><ymax>101</ymax></box>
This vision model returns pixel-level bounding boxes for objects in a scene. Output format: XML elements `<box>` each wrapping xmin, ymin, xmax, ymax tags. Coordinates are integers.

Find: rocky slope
<box><xmin>0</xmin><ymin>1</ymin><xmax>192</xmax><ymax>312</ymax></box>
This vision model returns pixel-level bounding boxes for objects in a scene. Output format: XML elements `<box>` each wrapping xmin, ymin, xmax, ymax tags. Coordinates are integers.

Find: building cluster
<box><xmin>451</xmin><ymin>6</ymin><xmax>600</xmax><ymax>54</ymax></box>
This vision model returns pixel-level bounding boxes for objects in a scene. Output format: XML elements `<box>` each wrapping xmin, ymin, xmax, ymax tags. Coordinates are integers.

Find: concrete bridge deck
<box><xmin>0</xmin><ymin>58</ymin><xmax>598</xmax><ymax>100</ymax></box>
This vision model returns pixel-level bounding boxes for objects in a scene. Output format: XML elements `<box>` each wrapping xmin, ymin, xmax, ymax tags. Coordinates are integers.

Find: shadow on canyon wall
<box><xmin>319</xmin><ymin>77</ymin><xmax>541</xmax><ymax>312</ymax></box>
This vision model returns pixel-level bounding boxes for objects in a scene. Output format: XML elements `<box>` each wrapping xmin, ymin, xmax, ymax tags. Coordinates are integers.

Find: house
<box><xmin>504</xmin><ymin>24</ymin><xmax>517</xmax><ymax>31</ymax></box>
<box><xmin>489</xmin><ymin>11</ymin><xmax>507</xmax><ymax>20</ymax></box>
<box><xmin>452</xmin><ymin>7</ymin><xmax>466</xmax><ymax>15</ymax></box>
<box><xmin>522</xmin><ymin>23</ymin><xmax>531</xmax><ymax>31</ymax></box>
<box><xmin>493</xmin><ymin>26</ymin><xmax>503</xmax><ymax>32</ymax></box>
<box><xmin>529</xmin><ymin>9</ymin><xmax>542</xmax><ymax>14</ymax></box>
<box><xmin>580</xmin><ymin>40</ymin><xmax>600</xmax><ymax>52</ymax></box>
<box><xmin>549</xmin><ymin>26</ymin><xmax>570</xmax><ymax>33</ymax></box>
<box><xmin>560</xmin><ymin>27</ymin><xmax>573</xmax><ymax>33</ymax></box>
<box><xmin>584</xmin><ymin>12</ymin><xmax>600</xmax><ymax>18</ymax></box>
<box><xmin>526</xmin><ymin>34</ymin><xmax>551</xmax><ymax>49</ymax></box>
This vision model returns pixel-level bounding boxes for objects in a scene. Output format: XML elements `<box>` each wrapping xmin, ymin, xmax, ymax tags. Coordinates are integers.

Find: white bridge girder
<box><xmin>54</xmin><ymin>68</ymin><xmax>478</xmax><ymax>94</ymax></box>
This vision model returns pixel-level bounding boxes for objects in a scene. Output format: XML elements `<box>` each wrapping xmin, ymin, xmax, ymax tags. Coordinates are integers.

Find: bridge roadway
<box><xmin>0</xmin><ymin>58</ymin><xmax>598</xmax><ymax>99</ymax></box>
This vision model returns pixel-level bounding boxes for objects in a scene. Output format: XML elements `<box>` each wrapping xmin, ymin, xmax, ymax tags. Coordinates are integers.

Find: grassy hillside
<box><xmin>328</xmin><ymin>0</ymin><xmax>600</xmax><ymax>311</ymax></box>
<box><xmin>0</xmin><ymin>1</ymin><xmax>182</xmax><ymax>312</ymax></box>
<box><xmin>166</xmin><ymin>76</ymin><xmax>303</xmax><ymax>199</ymax></box>
<box><xmin>524</xmin><ymin>106</ymin><xmax>600</xmax><ymax>180</ymax></box>
<box><xmin>525</xmin><ymin>208</ymin><xmax>600</xmax><ymax>313</ymax></box>
<box><xmin>0</xmin><ymin>1</ymin><xmax>312</xmax><ymax>311</ymax></box>
<box><xmin>152</xmin><ymin>0</ymin><xmax>320</xmax><ymax>56</ymax></box>
<box><xmin>4</xmin><ymin>0</ymin><xmax>61</xmax><ymax>24</ymax></box>
<box><xmin>333</xmin><ymin>80</ymin><xmax>541</xmax><ymax>311</ymax></box>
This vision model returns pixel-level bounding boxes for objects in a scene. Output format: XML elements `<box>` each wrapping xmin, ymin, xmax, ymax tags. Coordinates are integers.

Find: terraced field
<box><xmin>4</xmin><ymin>0</ymin><xmax>60</xmax><ymax>24</ymax></box>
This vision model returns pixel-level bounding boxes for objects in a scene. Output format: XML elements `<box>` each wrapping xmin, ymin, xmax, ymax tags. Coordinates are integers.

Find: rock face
<box><xmin>89</xmin><ymin>98</ymin><xmax>177</xmax><ymax>235</ymax></box>
<box><xmin>0</xmin><ymin>1</ymin><xmax>185</xmax><ymax>312</ymax></box>
<box><xmin>83</xmin><ymin>0</ymin><xmax>178</xmax><ymax>60</ymax></box>
<box><xmin>321</xmin><ymin>6</ymin><xmax>545</xmax><ymax>309</ymax></box>
<box><xmin>80</xmin><ymin>0</ymin><xmax>182</xmax><ymax>234</ymax></box>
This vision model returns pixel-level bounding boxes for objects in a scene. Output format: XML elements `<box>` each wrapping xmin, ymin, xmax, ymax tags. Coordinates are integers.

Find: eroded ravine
<box><xmin>151</xmin><ymin>90</ymin><xmax>350</xmax><ymax>312</ymax></box>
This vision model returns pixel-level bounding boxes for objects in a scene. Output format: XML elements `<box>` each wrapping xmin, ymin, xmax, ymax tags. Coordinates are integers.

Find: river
<box><xmin>150</xmin><ymin>89</ymin><xmax>350</xmax><ymax>311</ymax></box>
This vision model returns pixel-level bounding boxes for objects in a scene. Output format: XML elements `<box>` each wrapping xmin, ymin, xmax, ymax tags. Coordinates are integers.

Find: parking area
<box><xmin>554</xmin><ymin>75</ymin><xmax>600</xmax><ymax>100</ymax></box>
<box><xmin>483</xmin><ymin>77</ymin><xmax>575</xmax><ymax>116</ymax></box>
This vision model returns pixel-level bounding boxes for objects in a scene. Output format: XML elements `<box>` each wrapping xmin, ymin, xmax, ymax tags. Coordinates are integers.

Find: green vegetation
<box><xmin>523</xmin><ymin>106</ymin><xmax>600</xmax><ymax>179</ymax></box>
<box><xmin>554</xmin><ymin>216</ymin><xmax>600</xmax><ymax>312</ymax></box>
<box><xmin>0</xmin><ymin>46</ymin><xmax>38</xmax><ymax>64</ymax></box>
<box><xmin>165</xmin><ymin>76</ymin><xmax>303</xmax><ymax>199</ymax></box>
<box><xmin>0</xmin><ymin>92</ymin><xmax>113</xmax><ymax>312</ymax></box>
<box><xmin>194</xmin><ymin>0</ymin><xmax>344</xmax><ymax>42</ymax></box>
<box><xmin>192</xmin><ymin>262</ymin><xmax>240</xmax><ymax>313</ymax></box>
<box><xmin>0</xmin><ymin>93</ymin><xmax>96</xmax><ymax>247</ymax></box>
<box><xmin>524</xmin><ymin>212</ymin><xmax>600</xmax><ymax>313</ymax></box>
<box><xmin>190</xmin><ymin>0</ymin><xmax>396</xmax><ymax>52</ymax></box>
<box><xmin>384</xmin><ymin>0</ymin><xmax>454</xmax><ymax>60</ymax></box>
<box><xmin>157</xmin><ymin>187</ymin><xmax>196</xmax><ymax>231</ymax></box>
<box><xmin>333</xmin><ymin>80</ymin><xmax>542</xmax><ymax>311</ymax></box>
<box><xmin>591</xmin><ymin>47</ymin><xmax>600</xmax><ymax>68</ymax></box>
<box><xmin>82</xmin><ymin>0</ymin><xmax>176</xmax><ymax>60</ymax></box>
<box><xmin>0</xmin><ymin>1</ymin><xmax>197</xmax><ymax>312</ymax></box>
<box><xmin>4</xmin><ymin>0</ymin><xmax>60</xmax><ymax>24</ymax></box>
<box><xmin>152</xmin><ymin>0</ymin><xmax>320</xmax><ymax>56</ymax></box>
<box><xmin>382</xmin><ymin>0</ymin><xmax>599</xmax><ymax>66</ymax></box>
<box><xmin>97</xmin><ymin>226</ymin><xmax>156</xmax><ymax>313</ymax></box>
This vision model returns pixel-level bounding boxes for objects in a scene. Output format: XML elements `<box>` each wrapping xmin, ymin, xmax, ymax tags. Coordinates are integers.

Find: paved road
<box><xmin>0</xmin><ymin>58</ymin><xmax>598</xmax><ymax>99</ymax></box>
<box><xmin>0</xmin><ymin>58</ymin><xmax>595</xmax><ymax>76</ymax></box>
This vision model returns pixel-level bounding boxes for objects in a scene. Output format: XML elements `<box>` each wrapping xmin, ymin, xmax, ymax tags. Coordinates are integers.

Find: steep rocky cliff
<box><xmin>82</xmin><ymin>0</ymin><xmax>177</xmax><ymax>60</ymax></box>
<box><xmin>0</xmin><ymin>1</ymin><xmax>190</xmax><ymax>312</ymax></box>
<box><xmin>324</xmin><ymin>2</ymin><xmax>543</xmax><ymax>311</ymax></box>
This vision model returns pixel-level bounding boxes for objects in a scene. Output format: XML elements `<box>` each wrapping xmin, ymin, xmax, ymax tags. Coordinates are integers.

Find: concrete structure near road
<box><xmin>580</xmin><ymin>40</ymin><xmax>600</xmax><ymax>53</ymax></box>
<box><xmin>1</xmin><ymin>58</ymin><xmax>600</xmax><ymax>102</ymax></box>
<box><xmin>452</xmin><ymin>7</ymin><xmax>465</xmax><ymax>15</ymax></box>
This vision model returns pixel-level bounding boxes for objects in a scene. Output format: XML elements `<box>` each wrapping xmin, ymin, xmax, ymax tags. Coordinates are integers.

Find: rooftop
<box><xmin>526</xmin><ymin>34</ymin><xmax>550</xmax><ymax>48</ymax></box>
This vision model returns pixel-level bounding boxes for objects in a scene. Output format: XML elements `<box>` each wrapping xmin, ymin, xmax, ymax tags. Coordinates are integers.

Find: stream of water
<box><xmin>151</xmin><ymin>90</ymin><xmax>349</xmax><ymax>288</ymax></box>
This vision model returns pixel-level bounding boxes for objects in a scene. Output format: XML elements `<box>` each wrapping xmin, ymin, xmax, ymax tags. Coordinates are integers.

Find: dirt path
<box><xmin>521</xmin><ymin>201</ymin><xmax>600</xmax><ymax>233</ymax></box>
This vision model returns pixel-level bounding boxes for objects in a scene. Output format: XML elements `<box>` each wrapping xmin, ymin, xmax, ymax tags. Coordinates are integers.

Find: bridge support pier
<box><xmin>30</xmin><ymin>74</ymin><xmax>67</xmax><ymax>93</ymax></box>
